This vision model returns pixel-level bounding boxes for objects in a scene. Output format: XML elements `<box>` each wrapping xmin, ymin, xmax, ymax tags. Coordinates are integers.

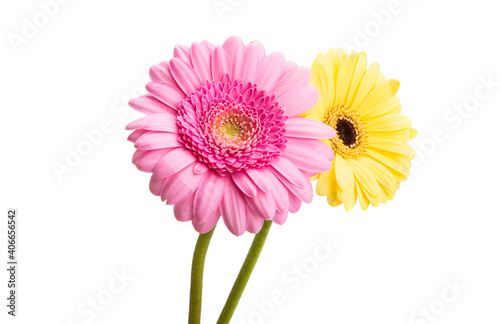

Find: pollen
<box><xmin>223</xmin><ymin>123</ymin><xmax>242</xmax><ymax>139</ymax></box>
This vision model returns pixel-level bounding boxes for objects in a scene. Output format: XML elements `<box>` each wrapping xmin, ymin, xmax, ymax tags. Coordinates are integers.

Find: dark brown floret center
<box><xmin>336</xmin><ymin>118</ymin><xmax>357</xmax><ymax>147</ymax></box>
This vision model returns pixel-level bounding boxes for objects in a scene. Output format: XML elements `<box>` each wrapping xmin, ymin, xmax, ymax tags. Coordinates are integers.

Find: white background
<box><xmin>1</xmin><ymin>0</ymin><xmax>499</xmax><ymax>323</ymax></box>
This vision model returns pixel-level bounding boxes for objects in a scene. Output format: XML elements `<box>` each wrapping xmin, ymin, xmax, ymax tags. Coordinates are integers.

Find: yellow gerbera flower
<box><xmin>304</xmin><ymin>48</ymin><xmax>417</xmax><ymax>210</ymax></box>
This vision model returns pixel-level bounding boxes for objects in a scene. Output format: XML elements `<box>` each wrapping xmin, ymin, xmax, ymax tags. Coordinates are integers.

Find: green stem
<box><xmin>189</xmin><ymin>227</ymin><xmax>216</xmax><ymax>324</ymax></box>
<box><xmin>217</xmin><ymin>220</ymin><xmax>272</xmax><ymax>324</ymax></box>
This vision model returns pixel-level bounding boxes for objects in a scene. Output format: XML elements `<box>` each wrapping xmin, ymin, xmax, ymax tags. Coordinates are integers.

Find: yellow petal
<box><xmin>357</xmin><ymin>156</ymin><xmax>397</xmax><ymax>192</ymax></box>
<box><xmin>365</xmin><ymin>114</ymin><xmax>412</xmax><ymax>133</ymax></box>
<box><xmin>356</xmin><ymin>81</ymin><xmax>396</xmax><ymax>119</ymax></box>
<box><xmin>316</xmin><ymin>169</ymin><xmax>333</xmax><ymax>196</ymax></box>
<box><xmin>368</xmin><ymin>138</ymin><xmax>416</xmax><ymax>156</ymax></box>
<box><xmin>305</xmin><ymin>94</ymin><xmax>326</xmax><ymax>120</ymax></box>
<box><xmin>346</xmin><ymin>52</ymin><xmax>367</xmax><ymax>106</ymax></box>
<box><xmin>367</xmin><ymin>128</ymin><xmax>414</xmax><ymax>141</ymax></box>
<box><xmin>310</xmin><ymin>53</ymin><xmax>335</xmax><ymax>108</ymax></box>
<box><xmin>335</xmin><ymin>54</ymin><xmax>358</xmax><ymax>106</ymax></box>
<box><xmin>367</xmin><ymin>147</ymin><xmax>412</xmax><ymax>169</ymax></box>
<box><xmin>343</xmin><ymin>187</ymin><xmax>357</xmax><ymax>210</ymax></box>
<box><xmin>327</xmin><ymin>190</ymin><xmax>342</xmax><ymax>207</ymax></box>
<box><xmin>380</xmin><ymin>184</ymin><xmax>397</xmax><ymax>204</ymax></box>
<box><xmin>326</xmin><ymin>48</ymin><xmax>348</xmax><ymax>103</ymax></box>
<box><xmin>347</xmin><ymin>158</ymin><xmax>380</xmax><ymax>198</ymax></box>
<box><xmin>388</xmin><ymin>79</ymin><xmax>400</xmax><ymax>95</ymax></box>
<box><xmin>410</xmin><ymin>128</ymin><xmax>418</xmax><ymax>139</ymax></box>
<box><xmin>338</xmin><ymin>186</ymin><xmax>354</xmax><ymax>204</ymax></box>
<box><xmin>379</xmin><ymin>185</ymin><xmax>389</xmax><ymax>203</ymax></box>
<box><xmin>335</xmin><ymin>155</ymin><xmax>354</xmax><ymax>190</ymax></box>
<box><xmin>304</xmin><ymin>109</ymin><xmax>324</xmax><ymax>122</ymax></box>
<box><xmin>356</xmin><ymin>183</ymin><xmax>370</xmax><ymax>210</ymax></box>
<box><xmin>327</xmin><ymin>48</ymin><xmax>348</xmax><ymax>72</ymax></box>
<box><xmin>309</xmin><ymin>173</ymin><xmax>320</xmax><ymax>181</ymax></box>
<box><xmin>384</xmin><ymin>101</ymin><xmax>402</xmax><ymax>115</ymax></box>
<box><xmin>365</xmin><ymin>148</ymin><xmax>410</xmax><ymax>181</ymax></box>
<box><xmin>377</xmin><ymin>71</ymin><xmax>387</xmax><ymax>84</ymax></box>
<box><xmin>364</xmin><ymin>186</ymin><xmax>381</xmax><ymax>206</ymax></box>
<box><xmin>350</xmin><ymin>62</ymin><xmax>379</xmax><ymax>109</ymax></box>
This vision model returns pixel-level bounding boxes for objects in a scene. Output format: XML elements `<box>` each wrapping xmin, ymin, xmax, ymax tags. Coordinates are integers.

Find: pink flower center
<box><xmin>176</xmin><ymin>77</ymin><xmax>287</xmax><ymax>174</ymax></box>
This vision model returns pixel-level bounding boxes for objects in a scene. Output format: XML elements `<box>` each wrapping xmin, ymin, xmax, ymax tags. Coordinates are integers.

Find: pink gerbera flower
<box><xmin>126</xmin><ymin>36</ymin><xmax>335</xmax><ymax>236</ymax></box>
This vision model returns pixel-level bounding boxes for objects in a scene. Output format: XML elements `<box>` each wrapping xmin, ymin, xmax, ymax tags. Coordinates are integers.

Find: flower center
<box><xmin>211</xmin><ymin>109</ymin><xmax>254</xmax><ymax>144</ymax></box>
<box><xmin>336</xmin><ymin>117</ymin><xmax>358</xmax><ymax>147</ymax></box>
<box><xmin>324</xmin><ymin>105</ymin><xmax>368</xmax><ymax>159</ymax></box>
<box><xmin>223</xmin><ymin>122</ymin><xmax>242</xmax><ymax>139</ymax></box>
<box><xmin>176</xmin><ymin>78</ymin><xmax>287</xmax><ymax>174</ymax></box>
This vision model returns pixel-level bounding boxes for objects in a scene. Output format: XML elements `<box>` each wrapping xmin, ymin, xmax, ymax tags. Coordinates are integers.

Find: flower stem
<box><xmin>189</xmin><ymin>227</ymin><xmax>216</xmax><ymax>324</ymax></box>
<box><xmin>217</xmin><ymin>220</ymin><xmax>272</xmax><ymax>324</ymax></box>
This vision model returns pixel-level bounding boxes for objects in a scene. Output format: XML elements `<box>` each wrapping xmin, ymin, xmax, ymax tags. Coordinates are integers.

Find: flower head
<box><xmin>304</xmin><ymin>48</ymin><xmax>417</xmax><ymax>210</ymax></box>
<box><xmin>127</xmin><ymin>36</ymin><xmax>335</xmax><ymax>235</ymax></box>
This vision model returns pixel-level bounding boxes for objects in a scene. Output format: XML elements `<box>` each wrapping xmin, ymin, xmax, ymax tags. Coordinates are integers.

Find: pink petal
<box><xmin>288</xmin><ymin>190</ymin><xmax>302</xmax><ymax>212</ymax></box>
<box><xmin>298</xmin><ymin>174</ymin><xmax>313</xmax><ymax>203</ymax></box>
<box><xmin>127</xmin><ymin>129</ymin><xmax>147</xmax><ymax>143</ymax></box>
<box><xmin>193</xmin><ymin>161</ymin><xmax>209</xmax><ymax>174</ymax></box>
<box><xmin>132</xmin><ymin>150</ymin><xmax>145</xmax><ymax>164</ymax></box>
<box><xmin>282</xmin><ymin>61</ymin><xmax>298</xmax><ymax>76</ymax></box>
<box><xmin>173</xmin><ymin>193</ymin><xmax>194</xmax><ymax>222</ymax></box>
<box><xmin>287</xmin><ymin>137</ymin><xmax>335</xmax><ymax>162</ymax></box>
<box><xmin>273</xmin><ymin>67</ymin><xmax>311</xmax><ymax>98</ymax></box>
<box><xmin>270</xmin><ymin>157</ymin><xmax>304</xmax><ymax>188</ymax></box>
<box><xmin>129</xmin><ymin>94</ymin><xmax>177</xmax><ymax>115</ymax></box>
<box><xmin>201</xmin><ymin>40</ymin><xmax>215</xmax><ymax>52</ymax></box>
<box><xmin>134</xmin><ymin>132</ymin><xmax>182</xmax><ymax>150</ymax></box>
<box><xmin>190</xmin><ymin>42</ymin><xmax>212</xmax><ymax>83</ymax></box>
<box><xmin>173</xmin><ymin>44</ymin><xmax>191</xmax><ymax>66</ymax></box>
<box><xmin>126</xmin><ymin>113</ymin><xmax>178</xmax><ymax>133</ymax></box>
<box><xmin>245</xmin><ymin>167</ymin><xmax>271</xmax><ymax>193</ymax></box>
<box><xmin>282</xmin><ymin>143</ymin><xmax>333</xmax><ymax>173</ymax></box>
<box><xmin>255</xmin><ymin>52</ymin><xmax>285</xmax><ymax>93</ymax></box>
<box><xmin>211</xmin><ymin>46</ymin><xmax>231</xmax><ymax>82</ymax></box>
<box><xmin>223</xmin><ymin>35</ymin><xmax>245</xmax><ymax>80</ymax></box>
<box><xmin>149</xmin><ymin>176</ymin><xmax>165</xmax><ymax>196</ymax></box>
<box><xmin>169</xmin><ymin>58</ymin><xmax>202</xmax><ymax>95</ymax></box>
<box><xmin>146</xmin><ymin>82</ymin><xmax>185</xmax><ymax>110</ymax></box>
<box><xmin>272</xmin><ymin>211</ymin><xmax>289</xmax><ymax>225</ymax></box>
<box><xmin>285</xmin><ymin>118</ymin><xmax>335</xmax><ymax>139</ymax></box>
<box><xmin>231</xmin><ymin>172</ymin><xmax>257</xmax><ymax>197</ymax></box>
<box><xmin>270</xmin><ymin>168</ymin><xmax>312</xmax><ymax>204</ymax></box>
<box><xmin>248</xmin><ymin>41</ymin><xmax>266</xmax><ymax>62</ymax></box>
<box><xmin>134</xmin><ymin>148</ymin><xmax>172</xmax><ymax>172</ymax></box>
<box><xmin>149</xmin><ymin>61</ymin><xmax>178</xmax><ymax>89</ymax></box>
<box><xmin>192</xmin><ymin>212</ymin><xmax>220</xmax><ymax>234</ymax></box>
<box><xmin>240</xmin><ymin>44</ymin><xmax>260</xmax><ymax>83</ymax></box>
<box><xmin>278</xmin><ymin>85</ymin><xmax>319</xmax><ymax>117</ymax></box>
<box><xmin>193</xmin><ymin>171</ymin><xmax>227</xmax><ymax>223</ymax></box>
<box><xmin>153</xmin><ymin>147</ymin><xmax>197</xmax><ymax>179</ymax></box>
<box><xmin>160</xmin><ymin>163</ymin><xmax>207</xmax><ymax>205</ymax></box>
<box><xmin>245</xmin><ymin>190</ymin><xmax>276</xmax><ymax>221</ymax></box>
<box><xmin>301</xmin><ymin>170</ymin><xmax>317</xmax><ymax>178</ymax></box>
<box><xmin>268</xmin><ymin>174</ymin><xmax>289</xmax><ymax>213</ymax></box>
<box><xmin>247</xmin><ymin>212</ymin><xmax>264</xmax><ymax>234</ymax></box>
<box><xmin>221</xmin><ymin>180</ymin><xmax>248</xmax><ymax>236</ymax></box>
